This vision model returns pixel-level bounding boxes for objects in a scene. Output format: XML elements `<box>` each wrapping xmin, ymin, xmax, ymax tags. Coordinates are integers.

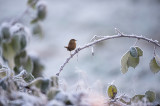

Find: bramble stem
<box><xmin>56</xmin><ymin>32</ymin><xmax>160</xmax><ymax>76</ymax></box>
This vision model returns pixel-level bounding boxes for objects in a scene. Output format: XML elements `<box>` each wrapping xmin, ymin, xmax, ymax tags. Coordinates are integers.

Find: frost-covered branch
<box><xmin>56</xmin><ymin>32</ymin><xmax>160</xmax><ymax>76</ymax></box>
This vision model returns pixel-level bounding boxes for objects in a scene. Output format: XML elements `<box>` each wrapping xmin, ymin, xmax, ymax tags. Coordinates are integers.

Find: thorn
<box><xmin>91</xmin><ymin>46</ymin><xmax>94</xmax><ymax>56</ymax></box>
<box><xmin>115</xmin><ymin>28</ymin><xmax>123</xmax><ymax>36</ymax></box>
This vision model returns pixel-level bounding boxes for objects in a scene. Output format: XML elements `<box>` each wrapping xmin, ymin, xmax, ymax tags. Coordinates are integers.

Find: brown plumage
<box><xmin>65</xmin><ymin>39</ymin><xmax>77</xmax><ymax>52</ymax></box>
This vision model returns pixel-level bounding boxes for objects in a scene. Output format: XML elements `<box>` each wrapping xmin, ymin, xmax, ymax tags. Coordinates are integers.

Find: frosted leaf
<box><xmin>2</xmin><ymin>42</ymin><xmax>16</xmax><ymax>69</ymax></box>
<box><xmin>28</xmin><ymin>0</ymin><xmax>39</xmax><ymax>8</ymax></box>
<box><xmin>155</xmin><ymin>55</ymin><xmax>160</xmax><ymax>67</ymax></box>
<box><xmin>50</xmin><ymin>76</ymin><xmax>59</xmax><ymax>88</ymax></box>
<box><xmin>27</xmin><ymin>78</ymin><xmax>50</xmax><ymax>93</ymax></box>
<box><xmin>127</xmin><ymin>54</ymin><xmax>139</xmax><ymax>69</ymax></box>
<box><xmin>14</xmin><ymin>69</ymin><xmax>27</xmax><ymax>78</ymax></box>
<box><xmin>24</xmin><ymin>73</ymin><xmax>35</xmax><ymax>82</ymax></box>
<box><xmin>35</xmin><ymin>1</ymin><xmax>47</xmax><ymax>21</ymax></box>
<box><xmin>37</xmin><ymin>5</ymin><xmax>47</xmax><ymax>20</ymax></box>
<box><xmin>107</xmin><ymin>85</ymin><xmax>117</xmax><ymax>99</ymax></box>
<box><xmin>30</xmin><ymin>56</ymin><xmax>44</xmax><ymax>78</ymax></box>
<box><xmin>135</xmin><ymin>47</ymin><xmax>143</xmax><ymax>57</ymax></box>
<box><xmin>10</xmin><ymin>23</ymin><xmax>31</xmax><ymax>42</ymax></box>
<box><xmin>0</xmin><ymin>68</ymin><xmax>7</xmax><ymax>78</ymax></box>
<box><xmin>121</xmin><ymin>51</ymin><xmax>130</xmax><ymax>74</ymax></box>
<box><xmin>119</xmin><ymin>95</ymin><xmax>131</xmax><ymax>105</ymax></box>
<box><xmin>145</xmin><ymin>91</ymin><xmax>156</xmax><ymax>102</ymax></box>
<box><xmin>131</xmin><ymin>95</ymin><xmax>145</xmax><ymax>103</ymax></box>
<box><xmin>32</xmin><ymin>23</ymin><xmax>44</xmax><ymax>37</ymax></box>
<box><xmin>47</xmin><ymin>87</ymin><xmax>60</xmax><ymax>100</ymax></box>
<box><xmin>20</xmin><ymin>34</ymin><xmax>27</xmax><ymax>50</ymax></box>
<box><xmin>11</xmin><ymin>35</ymin><xmax>21</xmax><ymax>53</ymax></box>
<box><xmin>1</xmin><ymin>22</ymin><xmax>11</xmax><ymax>40</ymax></box>
<box><xmin>149</xmin><ymin>57</ymin><xmax>160</xmax><ymax>74</ymax></box>
<box><xmin>0</xmin><ymin>63</ymin><xmax>2</xmax><ymax>69</ymax></box>
<box><xmin>23</xmin><ymin>56</ymin><xmax>33</xmax><ymax>74</ymax></box>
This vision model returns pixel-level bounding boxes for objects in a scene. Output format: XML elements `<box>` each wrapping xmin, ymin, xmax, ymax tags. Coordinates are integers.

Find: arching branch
<box><xmin>56</xmin><ymin>32</ymin><xmax>160</xmax><ymax>76</ymax></box>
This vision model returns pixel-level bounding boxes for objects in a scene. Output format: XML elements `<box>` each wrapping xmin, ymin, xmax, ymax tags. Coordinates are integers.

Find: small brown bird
<box><xmin>65</xmin><ymin>39</ymin><xmax>77</xmax><ymax>54</ymax></box>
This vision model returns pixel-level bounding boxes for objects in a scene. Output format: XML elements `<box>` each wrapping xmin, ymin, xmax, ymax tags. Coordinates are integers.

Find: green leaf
<box><xmin>131</xmin><ymin>95</ymin><xmax>145</xmax><ymax>103</ymax></box>
<box><xmin>32</xmin><ymin>23</ymin><xmax>44</xmax><ymax>37</ymax></box>
<box><xmin>130</xmin><ymin>47</ymin><xmax>138</xmax><ymax>58</ymax></box>
<box><xmin>23</xmin><ymin>56</ymin><xmax>33</xmax><ymax>74</ymax></box>
<box><xmin>47</xmin><ymin>88</ymin><xmax>60</xmax><ymax>100</ymax></box>
<box><xmin>24</xmin><ymin>73</ymin><xmax>35</xmax><ymax>82</ymax></box>
<box><xmin>108</xmin><ymin>85</ymin><xmax>117</xmax><ymax>99</ymax></box>
<box><xmin>14</xmin><ymin>50</ymin><xmax>27</xmax><ymax>68</ymax></box>
<box><xmin>0</xmin><ymin>63</ymin><xmax>2</xmax><ymax>69</ymax></box>
<box><xmin>0</xmin><ymin>69</ymin><xmax>7</xmax><ymax>78</ymax></box>
<box><xmin>27</xmin><ymin>78</ymin><xmax>50</xmax><ymax>93</ymax></box>
<box><xmin>155</xmin><ymin>55</ymin><xmax>160</xmax><ymax>67</ymax></box>
<box><xmin>2</xmin><ymin>42</ymin><xmax>16</xmax><ymax>69</ymax></box>
<box><xmin>127</xmin><ymin>54</ymin><xmax>139</xmax><ymax>68</ymax></box>
<box><xmin>121</xmin><ymin>47</ymin><xmax>143</xmax><ymax>74</ymax></box>
<box><xmin>121</xmin><ymin>51</ymin><xmax>130</xmax><ymax>74</ymax></box>
<box><xmin>37</xmin><ymin>5</ymin><xmax>46</xmax><ymax>20</ymax></box>
<box><xmin>2</xmin><ymin>42</ymin><xmax>15</xmax><ymax>59</ymax></box>
<box><xmin>50</xmin><ymin>76</ymin><xmax>58</xmax><ymax>88</ymax></box>
<box><xmin>41</xmin><ymin>79</ymin><xmax>50</xmax><ymax>93</ymax></box>
<box><xmin>20</xmin><ymin>35</ymin><xmax>27</xmax><ymax>50</ymax></box>
<box><xmin>31</xmin><ymin>56</ymin><xmax>44</xmax><ymax>78</ymax></box>
<box><xmin>150</xmin><ymin>57</ymin><xmax>160</xmax><ymax>74</ymax></box>
<box><xmin>31</xmin><ymin>18</ymin><xmax>39</xmax><ymax>24</ymax></box>
<box><xmin>28</xmin><ymin>0</ymin><xmax>39</xmax><ymax>8</ymax></box>
<box><xmin>11</xmin><ymin>35</ymin><xmax>21</xmax><ymax>53</ymax></box>
<box><xmin>119</xmin><ymin>96</ymin><xmax>131</xmax><ymax>105</ymax></box>
<box><xmin>14</xmin><ymin>54</ymin><xmax>21</xmax><ymax>68</ymax></box>
<box><xmin>14</xmin><ymin>50</ymin><xmax>33</xmax><ymax>74</ymax></box>
<box><xmin>145</xmin><ymin>91</ymin><xmax>156</xmax><ymax>102</ymax></box>
<box><xmin>135</xmin><ymin>47</ymin><xmax>143</xmax><ymax>57</ymax></box>
<box><xmin>13</xmin><ymin>67</ymin><xmax>21</xmax><ymax>75</ymax></box>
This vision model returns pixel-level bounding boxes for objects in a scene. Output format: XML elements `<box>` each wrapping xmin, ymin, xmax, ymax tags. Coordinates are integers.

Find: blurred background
<box><xmin>0</xmin><ymin>0</ymin><xmax>160</xmax><ymax>101</ymax></box>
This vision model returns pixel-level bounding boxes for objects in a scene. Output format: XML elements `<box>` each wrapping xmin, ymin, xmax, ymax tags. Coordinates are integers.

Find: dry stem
<box><xmin>56</xmin><ymin>32</ymin><xmax>160</xmax><ymax>76</ymax></box>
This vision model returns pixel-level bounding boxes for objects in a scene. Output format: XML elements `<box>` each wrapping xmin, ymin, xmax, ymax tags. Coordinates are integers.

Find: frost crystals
<box><xmin>121</xmin><ymin>47</ymin><xmax>143</xmax><ymax>74</ymax></box>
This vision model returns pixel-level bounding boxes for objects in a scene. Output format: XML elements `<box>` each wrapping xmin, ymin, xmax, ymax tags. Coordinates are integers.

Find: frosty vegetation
<box><xmin>0</xmin><ymin>0</ymin><xmax>160</xmax><ymax>106</ymax></box>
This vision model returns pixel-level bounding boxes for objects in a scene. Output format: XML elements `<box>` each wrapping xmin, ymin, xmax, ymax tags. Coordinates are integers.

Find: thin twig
<box><xmin>154</xmin><ymin>45</ymin><xmax>156</xmax><ymax>56</ymax></box>
<box><xmin>133</xmin><ymin>39</ymin><xmax>139</xmax><ymax>46</ymax></box>
<box><xmin>90</xmin><ymin>35</ymin><xmax>97</xmax><ymax>42</ymax></box>
<box><xmin>56</xmin><ymin>34</ymin><xmax>160</xmax><ymax>76</ymax></box>
<box><xmin>115</xmin><ymin>28</ymin><xmax>123</xmax><ymax>35</ymax></box>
